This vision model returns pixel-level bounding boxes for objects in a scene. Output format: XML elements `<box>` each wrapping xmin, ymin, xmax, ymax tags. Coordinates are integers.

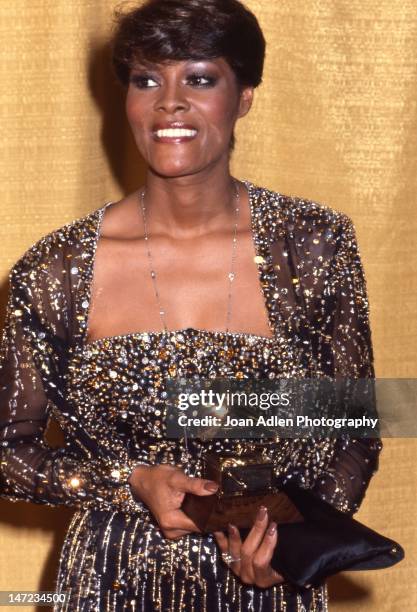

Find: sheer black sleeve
<box><xmin>311</xmin><ymin>215</ymin><xmax>382</xmax><ymax>515</ymax></box>
<box><xmin>0</xmin><ymin>249</ymin><xmax>144</xmax><ymax>513</ymax></box>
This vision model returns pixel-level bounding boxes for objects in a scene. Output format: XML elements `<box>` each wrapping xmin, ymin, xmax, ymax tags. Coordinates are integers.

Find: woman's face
<box><xmin>125</xmin><ymin>57</ymin><xmax>253</xmax><ymax>178</ymax></box>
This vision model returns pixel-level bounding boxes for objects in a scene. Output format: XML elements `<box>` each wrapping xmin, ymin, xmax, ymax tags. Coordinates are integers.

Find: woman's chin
<box><xmin>148</xmin><ymin>162</ymin><xmax>205</xmax><ymax>179</ymax></box>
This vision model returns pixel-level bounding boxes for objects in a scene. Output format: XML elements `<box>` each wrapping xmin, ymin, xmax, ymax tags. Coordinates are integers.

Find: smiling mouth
<box><xmin>153</xmin><ymin>128</ymin><xmax>198</xmax><ymax>142</ymax></box>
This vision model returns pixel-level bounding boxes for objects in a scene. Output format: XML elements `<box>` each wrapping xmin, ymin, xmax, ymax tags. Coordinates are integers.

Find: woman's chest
<box><xmin>87</xmin><ymin>229</ymin><xmax>275</xmax><ymax>342</ymax></box>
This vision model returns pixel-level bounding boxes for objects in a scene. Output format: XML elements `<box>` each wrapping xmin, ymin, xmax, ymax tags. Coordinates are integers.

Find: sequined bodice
<box><xmin>65</xmin><ymin>327</ymin><xmax>309</xmax><ymax>476</ymax></box>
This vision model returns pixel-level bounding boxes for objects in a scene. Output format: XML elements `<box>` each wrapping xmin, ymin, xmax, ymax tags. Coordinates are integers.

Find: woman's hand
<box><xmin>128</xmin><ymin>464</ymin><xmax>219</xmax><ymax>540</ymax></box>
<box><xmin>214</xmin><ymin>506</ymin><xmax>285</xmax><ymax>588</ymax></box>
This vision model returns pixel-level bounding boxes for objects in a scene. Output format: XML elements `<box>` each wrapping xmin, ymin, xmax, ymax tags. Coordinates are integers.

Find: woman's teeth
<box><xmin>155</xmin><ymin>128</ymin><xmax>197</xmax><ymax>138</ymax></box>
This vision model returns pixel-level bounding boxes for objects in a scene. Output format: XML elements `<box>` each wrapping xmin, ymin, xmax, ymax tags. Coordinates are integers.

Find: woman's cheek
<box><xmin>126</xmin><ymin>107</ymin><xmax>148</xmax><ymax>150</ymax></box>
<box><xmin>126</xmin><ymin>107</ymin><xmax>140</xmax><ymax>132</ymax></box>
<box><xmin>125</xmin><ymin>92</ymin><xmax>146</xmax><ymax>128</ymax></box>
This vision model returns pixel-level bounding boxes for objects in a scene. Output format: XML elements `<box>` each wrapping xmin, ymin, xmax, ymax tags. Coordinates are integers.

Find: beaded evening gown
<box><xmin>0</xmin><ymin>181</ymin><xmax>382</xmax><ymax>611</ymax></box>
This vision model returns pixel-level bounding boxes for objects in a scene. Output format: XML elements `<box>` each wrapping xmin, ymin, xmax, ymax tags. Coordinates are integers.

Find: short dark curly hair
<box><xmin>111</xmin><ymin>0</ymin><xmax>266</xmax><ymax>90</ymax></box>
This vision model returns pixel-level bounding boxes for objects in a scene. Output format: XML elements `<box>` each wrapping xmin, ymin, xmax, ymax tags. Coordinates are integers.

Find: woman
<box><xmin>0</xmin><ymin>0</ymin><xmax>382</xmax><ymax>610</ymax></box>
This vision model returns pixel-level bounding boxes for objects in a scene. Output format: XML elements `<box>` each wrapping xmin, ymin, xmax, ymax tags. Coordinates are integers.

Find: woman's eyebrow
<box><xmin>185</xmin><ymin>58</ymin><xmax>219</xmax><ymax>66</ymax></box>
<box><xmin>130</xmin><ymin>63</ymin><xmax>156</xmax><ymax>72</ymax></box>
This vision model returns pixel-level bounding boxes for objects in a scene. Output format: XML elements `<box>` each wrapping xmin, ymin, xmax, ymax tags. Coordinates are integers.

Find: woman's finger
<box><xmin>241</xmin><ymin>506</ymin><xmax>269</xmax><ymax>557</ymax></box>
<box><xmin>170</xmin><ymin>470</ymin><xmax>219</xmax><ymax>497</ymax></box>
<box><xmin>213</xmin><ymin>530</ymin><xmax>228</xmax><ymax>553</ymax></box>
<box><xmin>240</xmin><ymin>506</ymin><xmax>269</xmax><ymax>584</ymax></box>
<box><xmin>158</xmin><ymin>508</ymin><xmax>201</xmax><ymax>534</ymax></box>
<box><xmin>254</xmin><ymin>520</ymin><xmax>278</xmax><ymax>565</ymax></box>
<box><xmin>252</xmin><ymin>522</ymin><xmax>285</xmax><ymax>587</ymax></box>
<box><xmin>214</xmin><ymin>527</ymin><xmax>243</xmax><ymax>576</ymax></box>
<box><xmin>227</xmin><ymin>523</ymin><xmax>242</xmax><ymax>574</ymax></box>
<box><xmin>162</xmin><ymin>527</ymin><xmax>194</xmax><ymax>540</ymax></box>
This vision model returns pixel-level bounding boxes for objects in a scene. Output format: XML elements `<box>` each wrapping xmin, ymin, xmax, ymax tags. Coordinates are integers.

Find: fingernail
<box><xmin>228</xmin><ymin>523</ymin><xmax>238</xmax><ymax>536</ymax></box>
<box><xmin>204</xmin><ymin>481</ymin><xmax>219</xmax><ymax>492</ymax></box>
<box><xmin>257</xmin><ymin>506</ymin><xmax>267</xmax><ymax>521</ymax></box>
<box><xmin>268</xmin><ymin>522</ymin><xmax>277</xmax><ymax>535</ymax></box>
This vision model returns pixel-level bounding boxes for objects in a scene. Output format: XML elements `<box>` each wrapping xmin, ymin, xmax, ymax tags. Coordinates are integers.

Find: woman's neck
<box><xmin>141</xmin><ymin>166</ymin><xmax>242</xmax><ymax>238</ymax></box>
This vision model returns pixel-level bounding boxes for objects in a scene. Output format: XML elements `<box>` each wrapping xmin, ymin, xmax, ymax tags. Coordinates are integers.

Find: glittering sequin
<box><xmin>0</xmin><ymin>181</ymin><xmax>382</xmax><ymax>611</ymax></box>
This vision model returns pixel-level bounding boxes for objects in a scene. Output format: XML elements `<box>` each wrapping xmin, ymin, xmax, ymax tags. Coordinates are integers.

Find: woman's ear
<box><xmin>237</xmin><ymin>86</ymin><xmax>254</xmax><ymax>118</ymax></box>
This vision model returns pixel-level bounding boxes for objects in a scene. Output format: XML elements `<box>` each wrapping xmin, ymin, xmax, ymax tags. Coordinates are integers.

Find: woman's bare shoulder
<box><xmin>98</xmin><ymin>191</ymin><xmax>142</xmax><ymax>240</ymax></box>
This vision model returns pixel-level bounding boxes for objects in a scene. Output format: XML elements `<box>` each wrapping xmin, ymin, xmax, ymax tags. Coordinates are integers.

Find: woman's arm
<box><xmin>214</xmin><ymin>213</ymin><xmax>383</xmax><ymax>588</ymax></box>
<box><xmin>0</xmin><ymin>250</ymin><xmax>218</xmax><ymax>530</ymax></box>
<box><xmin>0</xmin><ymin>255</ymin><xmax>143</xmax><ymax>513</ymax></box>
<box><xmin>310</xmin><ymin>214</ymin><xmax>382</xmax><ymax>515</ymax></box>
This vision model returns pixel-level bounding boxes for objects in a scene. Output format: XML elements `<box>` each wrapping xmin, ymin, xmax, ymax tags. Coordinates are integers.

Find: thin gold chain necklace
<box><xmin>138</xmin><ymin>179</ymin><xmax>241</xmax><ymax>334</ymax></box>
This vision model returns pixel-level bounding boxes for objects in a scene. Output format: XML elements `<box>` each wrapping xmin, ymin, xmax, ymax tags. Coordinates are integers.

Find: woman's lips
<box><xmin>152</xmin><ymin>127</ymin><xmax>198</xmax><ymax>143</ymax></box>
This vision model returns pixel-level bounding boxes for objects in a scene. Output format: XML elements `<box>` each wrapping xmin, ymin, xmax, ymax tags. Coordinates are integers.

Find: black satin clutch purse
<box><xmin>181</xmin><ymin>447</ymin><xmax>404</xmax><ymax>588</ymax></box>
<box><xmin>239</xmin><ymin>482</ymin><xmax>405</xmax><ymax>589</ymax></box>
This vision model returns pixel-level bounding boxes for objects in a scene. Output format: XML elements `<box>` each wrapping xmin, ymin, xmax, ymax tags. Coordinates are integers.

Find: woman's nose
<box><xmin>154</xmin><ymin>83</ymin><xmax>190</xmax><ymax>113</ymax></box>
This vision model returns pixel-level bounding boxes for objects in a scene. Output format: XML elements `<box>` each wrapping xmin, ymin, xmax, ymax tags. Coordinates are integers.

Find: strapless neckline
<box><xmin>83</xmin><ymin>326</ymin><xmax>276</xmax><ymax>349</ymax></box>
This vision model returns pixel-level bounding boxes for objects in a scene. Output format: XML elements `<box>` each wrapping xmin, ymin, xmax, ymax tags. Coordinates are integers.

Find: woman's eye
<box><xmin>129</xmin><ymin>73</ymin><xmax>217</xmax><ymax>89</ymax></box>
<box><xmin>130</xmin><ymin>74</ymin><xmax>159</xmax><ymax>89</ymax></box>
<box><xmin>187</xmin><ymin>74</ymin><xmax>217</xmax><ymax>87</ymax></box>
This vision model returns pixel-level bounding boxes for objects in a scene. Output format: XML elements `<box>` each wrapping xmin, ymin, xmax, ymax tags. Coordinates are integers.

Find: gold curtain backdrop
<box><xmin>0</xmin><ymin>1</ymin><xmax>416</xmax><ymax>610</ymax></box>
